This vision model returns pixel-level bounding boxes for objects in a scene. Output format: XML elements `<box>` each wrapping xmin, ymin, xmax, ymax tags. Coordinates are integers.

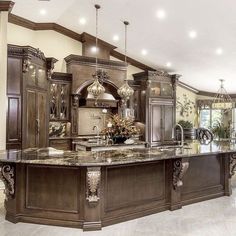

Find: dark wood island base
<box><xmin>1</xmin><ymin>149</ymin><xmax>236</xmax><ymax>231</ymax></box>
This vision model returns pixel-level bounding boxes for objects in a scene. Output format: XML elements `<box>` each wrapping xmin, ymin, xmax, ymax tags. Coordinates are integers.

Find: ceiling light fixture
<box><xmin>113</xmin><ymin>35</ymin><xmax>119</xmax><ymax>41</ymax></box>
<box><xmin>79</xmin><ymin>17</ymin><xmax>86</xmax><ymax>25</ymax></box>
<box><xmin>166</xmin><ymin>62</ymin><xmax>172</xmax><ymax>67</ymax></box>
<box><xmin>117</xmin><ymin>21</ymin><xmax>134</xmax><ymax>105</ymax></box>
<box><xmin>212</xmin><ymin>79</ymin><xmax>232</xmax><ymax>110</ymax></box>
<box><xmin>87</xmin><ymin>4</ymin><xmax>105</xmax><ymax>105</ymax></box>
<box><xmin>39</xmin><ymin>9</ymin><xmax>47</xmax><ymax>15</ymax></box>
<box><xmin>216</xmin><ymin>48</ymin><xmax>223</xmax><ymax>55</ymax></box>
<box><xmin>141</xmin><ymin>49</ymin><xmax>147</xmax><ymax>55</ymax></box>
<box><xmin>189</xmin><ymin>30</ymin><xmax>197</xmax><ymax>39</ymax></box>
<box><xmin>156</xmin><ymin>9</ymin><xmax>166</xmax><ymax>19</ymax></box>
<box><xmin>91</xmin><ymin>46</ymin><xmax>98</xmax><ymax>53</ymax></box>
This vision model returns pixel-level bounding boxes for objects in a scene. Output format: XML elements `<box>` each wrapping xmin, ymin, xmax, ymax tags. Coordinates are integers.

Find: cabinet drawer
<box><xmin>49</xmin><ymin>139</ymin><xmax>71</xmax><ymax>150</ymax></box>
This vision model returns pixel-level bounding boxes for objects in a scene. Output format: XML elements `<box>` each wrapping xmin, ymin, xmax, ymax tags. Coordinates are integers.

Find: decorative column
<box><xmin>0</xmin><ymin>1</ymin><xmax>14</xmax><ymax>150</ymax></box>
<box><xmin>83</xmin><ymin>167</ymin><xmax>102</xmax><ymax>231</ymax></box>
<box><xmin>170</xmin><ymin>158</ymin><xmax>189</xmax><ymax>210</ymax></box>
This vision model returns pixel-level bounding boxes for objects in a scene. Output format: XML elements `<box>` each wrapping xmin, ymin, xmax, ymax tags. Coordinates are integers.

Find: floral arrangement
<box><xmin>101</xmin><ymin>114</ymin><xmax>140</xmax><ymax>138</ymax></box>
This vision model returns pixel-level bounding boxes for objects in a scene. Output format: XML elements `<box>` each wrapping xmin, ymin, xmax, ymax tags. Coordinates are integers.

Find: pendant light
<box><xmin>212</xmin><ymin>79</ymin><xmax>233</xmax><ymax>110</ymax></box>
<box><xmin>87</xmin><ymin>4</ymin><xmax>105</xmax><ymax>104</ymax></box>
<box><xmin>117</xmin><ymin>21</ymin><xmax>134</xmax><ymax>104</ymax></box>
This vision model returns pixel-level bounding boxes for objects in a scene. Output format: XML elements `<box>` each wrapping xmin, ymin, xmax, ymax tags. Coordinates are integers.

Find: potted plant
<box><xmin>177</xmin><ymin>120</ymin><xmax>196</xmax><ymax>140</ymax></box>
<box><xmin>211</xmin><ymin>121</ymin><xmax>230</xmax><ymax>140</ymax></box>
<box><xmin>101</xmin><ymin>114</ymin><xmax>140</xmax><ymax>144</ymax></box>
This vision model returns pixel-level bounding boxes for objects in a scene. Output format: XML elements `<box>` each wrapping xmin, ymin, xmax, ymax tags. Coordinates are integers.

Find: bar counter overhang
<box><xmin>0</xmin><ymin>141</ymin><xmax>236</xmax><ymax>231</ymax></box>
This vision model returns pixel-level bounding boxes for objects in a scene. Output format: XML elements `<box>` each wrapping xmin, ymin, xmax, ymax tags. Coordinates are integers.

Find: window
<box><xmin>199</xmin><ymin>109</ymin><xmax>223</xmax><ymax>128</ymax></box>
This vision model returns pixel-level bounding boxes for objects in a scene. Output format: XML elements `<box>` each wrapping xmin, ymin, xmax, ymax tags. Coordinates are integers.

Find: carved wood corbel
<box><xmin>86</xmin><ymin>167</ymin><xmax>101</xmax><ymax>206</ymax></box>
<box><xmin>22</xmin><ymin>58</ymin><xmax>31</xmax><ymax>73</ymax></box>
<box><xmin>230</xmin><ymin>154</ymin><xmax>236</xmax><ymax>178</ymax></box>
<box><xmin>0</xmin><ymin>164</ymin><xmax>15</xmax><ymax>200</ymax></box>
<box><xmin>173</xmin><ymin>159</ymin><xmax>189</xmax><ymax>190</ymax></box>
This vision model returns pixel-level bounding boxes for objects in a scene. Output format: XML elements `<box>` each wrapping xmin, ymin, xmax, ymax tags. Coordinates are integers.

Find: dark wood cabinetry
<box><xmin>7</xmin><ymin>45</ymin><xmax>56</xmax><ymax>149</ymax></box>
<box><xmin>49</xmin><ymin>72</ymin><xmax>72</xmax><ymax>121</ymax></box>
<box><xmin>130</xmin><ymin>71</ymin><xmax>179</xmax><ymax>146</ymax></box>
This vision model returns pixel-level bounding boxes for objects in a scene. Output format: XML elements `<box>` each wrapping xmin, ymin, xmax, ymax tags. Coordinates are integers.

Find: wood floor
<box><xmin>0</xmin><ymin>179</ymin><xmax>236</xmax><ymax>236</ymax></box>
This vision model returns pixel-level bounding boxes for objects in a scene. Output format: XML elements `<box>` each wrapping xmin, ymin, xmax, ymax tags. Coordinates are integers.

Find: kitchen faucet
<box><xmin>172</xmin><ymin>124</ymin><xmax>184</xmax><ymax>147</ymax></box>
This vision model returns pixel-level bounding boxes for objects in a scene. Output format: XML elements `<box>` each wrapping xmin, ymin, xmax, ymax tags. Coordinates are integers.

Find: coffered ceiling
<box><xmin>11</xmin><ymin>0</ymin><xmax>236</xmax><ymax>92</ymax></box>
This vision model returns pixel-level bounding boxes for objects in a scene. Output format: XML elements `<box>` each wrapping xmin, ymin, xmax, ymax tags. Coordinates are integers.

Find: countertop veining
<box><xmin>0</xmin><ymin>141</ymin><xmax>236</xmax><ymax>167</ymax></box>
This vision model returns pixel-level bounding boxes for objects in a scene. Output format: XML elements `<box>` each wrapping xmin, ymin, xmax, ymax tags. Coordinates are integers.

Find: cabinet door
<box><xmin>25</xmin><ymin>90</ymin><xmax>37</xmax><ymax>148</ymax></box>
<box><xmin>163</xmin><ymin>105</ymin><xmax>174</xmax><ymax>141</ymax></box>
<box><xmin>37</xmin><ymin>66</ymin><xmax>47</xmax><ymax>89</ymax></box>
<box><xmin>150</xmin><ymin>104</ymin><xmax>162</xmax><ymax>143</ymax></box>
<box><xmin>37</xmin><ymin>91</ymin><xmax>48</xmax><ymax>147</ymax></box>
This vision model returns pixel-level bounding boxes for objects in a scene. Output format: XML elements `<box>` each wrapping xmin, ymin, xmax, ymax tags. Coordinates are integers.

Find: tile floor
<box><xmin>1</xmin><ymin>180</ymin><xmax>236</xmax><ymax>236</ymax></box>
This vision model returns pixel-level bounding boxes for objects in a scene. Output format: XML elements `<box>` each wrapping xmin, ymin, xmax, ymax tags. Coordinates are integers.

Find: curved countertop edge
<box><xmin>0</xmin><ymin>141</ymin><xmax>236</xmax><ymax>167</ymax></box>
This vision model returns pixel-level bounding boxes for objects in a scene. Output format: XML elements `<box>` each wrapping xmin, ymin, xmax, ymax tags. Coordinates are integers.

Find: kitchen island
<box><xmin>0</xmin><ymin>141</ymin><xmax>236</xmax><ymax>231</ymax></box>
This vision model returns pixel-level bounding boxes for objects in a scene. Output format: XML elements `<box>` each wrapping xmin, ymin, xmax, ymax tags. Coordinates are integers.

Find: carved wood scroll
<box><xmin>86</xmin><ymin>167</ymin><xmax>101</xmax><ymax>205</ymax></box>
<box><xmin>173</xmin><ymin>159</ymin><xmax>189</xmax><ymax>190</ymax></box>
<box><xmin>0</xmin><ymin>164</ymin><xmax>15</xmax><ymax>200</ymax></box>
<box><xmin>230</xmin><ymin>154</ymin><xmax>236</xmax><ymax>178</ymax></box>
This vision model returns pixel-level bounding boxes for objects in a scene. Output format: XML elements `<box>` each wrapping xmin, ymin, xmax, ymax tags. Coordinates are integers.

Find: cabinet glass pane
<box><xmin>27</xmin><ymin>64</ymin><xmax>36</xmax><ymax>86</ymax></box>
<box><xmin>161</xmin><ymin>83</ymin><xmax>173</xmax><ymax>97</ymax></box>
<box><xmin>38</xmin><ymin>67</ymin><xmax>47</xmax><ymax>88</ymax></box>
<box><xmin>50</xmin><ymin>83</ymin><xmax>59</xmax><ymax>120</ymax></box>
<box><xmin>163</xmin><ymin>105</ymin><xmax>173</xmax><ymax>141</ymax></box>
<box><xmin>149</xmin><ymin>82</ymin><xmax>161</xmax><ymax>97</ymax></box>
<box><xmin>151</xmin><ymin>105</ymin><xmax>162</xmax><ymax>142</ymax></box>
<box><xmin>60</xmin><ymin>84</ymin><xmax>69</xmax><ymax>120</ymax></box>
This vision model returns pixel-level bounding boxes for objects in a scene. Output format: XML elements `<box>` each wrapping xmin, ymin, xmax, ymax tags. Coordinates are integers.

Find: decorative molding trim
<box><xmin>22</xmin><ymin>58</ymin><xmax>31</xmax><ymax>73</ymax></box>
<box><xmin>65</xmin><ymin>54</ymin><xmax>127</xmax><ymax>71</ymax></box>
<box><xmin>110</xmin><ymin>50</ymin><xmax>155</xmax><ymax>71</ymax></box>
<box><xmin>230</xmin><ymin>154</ymin><xmax>236</xmax><ymax>178</ymax></box>
<box><xmin>0</xmin><ymin>1</ymin><xmax>14</xmax><ymax>12</ymax></box>
<box><xmin>51</xmin><ymin>72</ymin><xmax>72</xmax><ymax>82</ymax></box>
<box><xmin>173</xmin><ymin>159</ymin><xmax>189</xmax><ymax>190</ymax></box>
<box><xmin>178</xmin><ymin>81</ymin><xmax>199</xmax><ymax>94</ymax></box>
<box><xmin>0</xmin><ymin>164</ymin><xmax>15</xmax><ymax>200</ymax></box>
<box><xmin>86</xmin><ymin>167</ymin><xmax>101</xmax><ymax>205</ymax></box>
<box><xmin>46</xmin><ymin>57</ymin><xmax>58</xmax><ymax>79</ymax></box>
<box><xmin>8</xmin><ymin>13</ymin><xmax>154</xmax><ymax>71</ymax></box>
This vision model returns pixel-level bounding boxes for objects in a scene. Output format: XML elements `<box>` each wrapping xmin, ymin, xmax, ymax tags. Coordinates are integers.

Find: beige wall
<box><xmin>7</xmin><ymin>24</ymin><xmax>143</xmax><ymax>76</ymax></box>
<box><xmin>7</xmin><ymin>23</ymin><xmax>82</xmax><ymax>72</ymax></box>
<box><xmin>176</xmin><ymin>86</ymin><xmax>198</xmax><ymax>126</ymax></box>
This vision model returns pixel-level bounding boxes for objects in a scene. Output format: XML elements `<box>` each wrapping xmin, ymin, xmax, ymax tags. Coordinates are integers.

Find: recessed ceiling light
<box><xmin>79</xmin><ymin>18</ymin><xmax>86</xmax><ymax>25</ymax></box>
<box><xmin>156</xmin><ymin>9</ymin><xmax>167</xmax><ymax>19</ymax></box>
<box><xmin>113</xmin><ymin>35</ymin><xmax>119</xmax><ymax>41</ymax></box>
<box><xmin>39</xmin><ymin>9</ymin><xmax>47</xmax><ymax>15</ymax></box>
<box><xmin>141</xmin><ymin>49</ymin><xmax>148</xmax><ymax>55</ymax></box>
<box><xmin>166</xmin><ymin>62</ymin><xmax>172</xmax><ymax>67</ymax></box>
<box><xmin>216</xmin><ymin>48</ymin><xmax>223</xmax><ymax>55</ymax></box>
<box><xmin>91</xmin><ymin>46</ymin><xmax>98</xmax><ymax>53</ymax></box>
<box><xmin>189</xmin><ymin>30</ymin><xmax>197</xmax><ymax>39</ymax></box>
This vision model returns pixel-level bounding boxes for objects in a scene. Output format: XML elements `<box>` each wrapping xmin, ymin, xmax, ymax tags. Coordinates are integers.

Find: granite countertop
<box><xmin>0</xmin><ymin>141</ymin><xmax>236</xmax><ymax>167</ymax></box>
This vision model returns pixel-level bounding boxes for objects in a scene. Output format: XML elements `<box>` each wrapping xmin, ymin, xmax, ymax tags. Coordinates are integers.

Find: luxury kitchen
<box><xmin>1</xmin><ymin>1</ymin><xmax>236</xmax><ymax>235</ymax></box>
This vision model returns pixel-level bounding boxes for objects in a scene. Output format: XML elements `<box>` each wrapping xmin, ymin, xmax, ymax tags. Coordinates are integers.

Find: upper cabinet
<box><xmin>49</xmin><ymin>73</ymin><xmax>72</xmax><ymax>121</ymax></box>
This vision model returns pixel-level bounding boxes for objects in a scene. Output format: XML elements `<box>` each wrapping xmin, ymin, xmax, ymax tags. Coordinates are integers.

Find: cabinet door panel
<box><xmin>37</xmin><ymin>92</ymin><xmax>48</xmax><ymax>147</ymax></box>
<box><xmin>151</xmin><ymin>104</ymin><xmax>162</xmax><ymax>143</ymax></box>
<box><xmin>26</xmin><ymin>90</ymin><xmax>37</xmax><ymax>148</ymax></box>
<box><xmin>26</xmin><ymin>64</ymin><xmax>37</xmax><ymax>87</ymax></box>
<box><xmin>37</xmin><ymin>66</ymin><xmax>47</xmax><ymax>89</ymax></box>
<box><xmin>163</xmin><ymin>105</ymin><xmax>173</xmax><ymax>141</ymax></box>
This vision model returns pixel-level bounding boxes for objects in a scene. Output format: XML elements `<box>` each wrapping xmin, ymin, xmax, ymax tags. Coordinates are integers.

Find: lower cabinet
<box><xmin>49</xmin><ymin>139</ymin><xmax>72</xmax><ymax>150</ymax></box>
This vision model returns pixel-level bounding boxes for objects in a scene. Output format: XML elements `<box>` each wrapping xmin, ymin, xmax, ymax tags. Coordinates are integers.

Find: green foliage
<box><xmin>178</xmin><ymin>120</ymin><xmax>193</xmax><ymax>129</ymax></box>
<box><xmin>211</xmin><ymin>121</ymin><xmax>230</xmax><ymax>139</ymax></box>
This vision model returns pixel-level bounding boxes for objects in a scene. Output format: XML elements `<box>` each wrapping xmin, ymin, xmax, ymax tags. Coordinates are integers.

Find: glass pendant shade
<box><xmin>117</xmin><ymin>80</ymin><xmax>134</xmax><ymax>102</ymax></box>
<box><xmin>212</xmin><ymin>79</ymin><xmax>233</xmax><ymax>110</ymax></box>
<box><xmin>87</xmin><ymin>75</ymin><xmax>105</xmax><ymax>100</ymax></box>
<box><xmin>87</xmin><ymin>4</ymin><xmax>105</xmax><ymax>101</ymax></box>
<box><xmin>117</xmin><ymin>21</ymin><xmax>134</xmax><ymax>103</ymax></box>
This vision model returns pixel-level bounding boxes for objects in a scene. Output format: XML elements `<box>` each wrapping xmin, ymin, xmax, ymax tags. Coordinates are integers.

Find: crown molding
<box><xmin>0</xmin><ymin>1</ymin><xmax>14</xmax><ymax>12</ymax></box>
<box><xmin>8</xmin><ymin>13</ymin><xmax>155</xmax><ymax>71</ymax></box>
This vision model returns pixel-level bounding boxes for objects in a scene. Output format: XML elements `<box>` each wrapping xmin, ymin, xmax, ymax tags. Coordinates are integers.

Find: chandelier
<box><xmin>117</xmin><ymin>21</ymin><xmax>134</xmax><ymax>104</ymax></box>
<box><xmin>87</xmin><ymin>4</ymin><xmax>105</xmax><ymax>103</ymax></box>
<box><xmin>212</xmin><ymin>79</ymin><xmax>233</xmax><ymax>110</ymax></box>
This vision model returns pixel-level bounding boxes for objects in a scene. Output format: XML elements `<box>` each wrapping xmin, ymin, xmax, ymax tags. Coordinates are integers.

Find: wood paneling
<box><xmin>7</xmin><ymin>97</ymin><xmax>21</xmax><ymax>143</ymax></box>
<box><xmin>105</xmin><ymin>162</ymin><xmax>165</xmax><ymax>212</ymax></box>
<box><xmin>182</xmin><ymin>155</ymin><xmax>224</xmax><ymax>204</ymax></box>
<box><xmin>26</xmin><ymin>165</ymin><xmax>79</xmax><ymax>213</ymax></box>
